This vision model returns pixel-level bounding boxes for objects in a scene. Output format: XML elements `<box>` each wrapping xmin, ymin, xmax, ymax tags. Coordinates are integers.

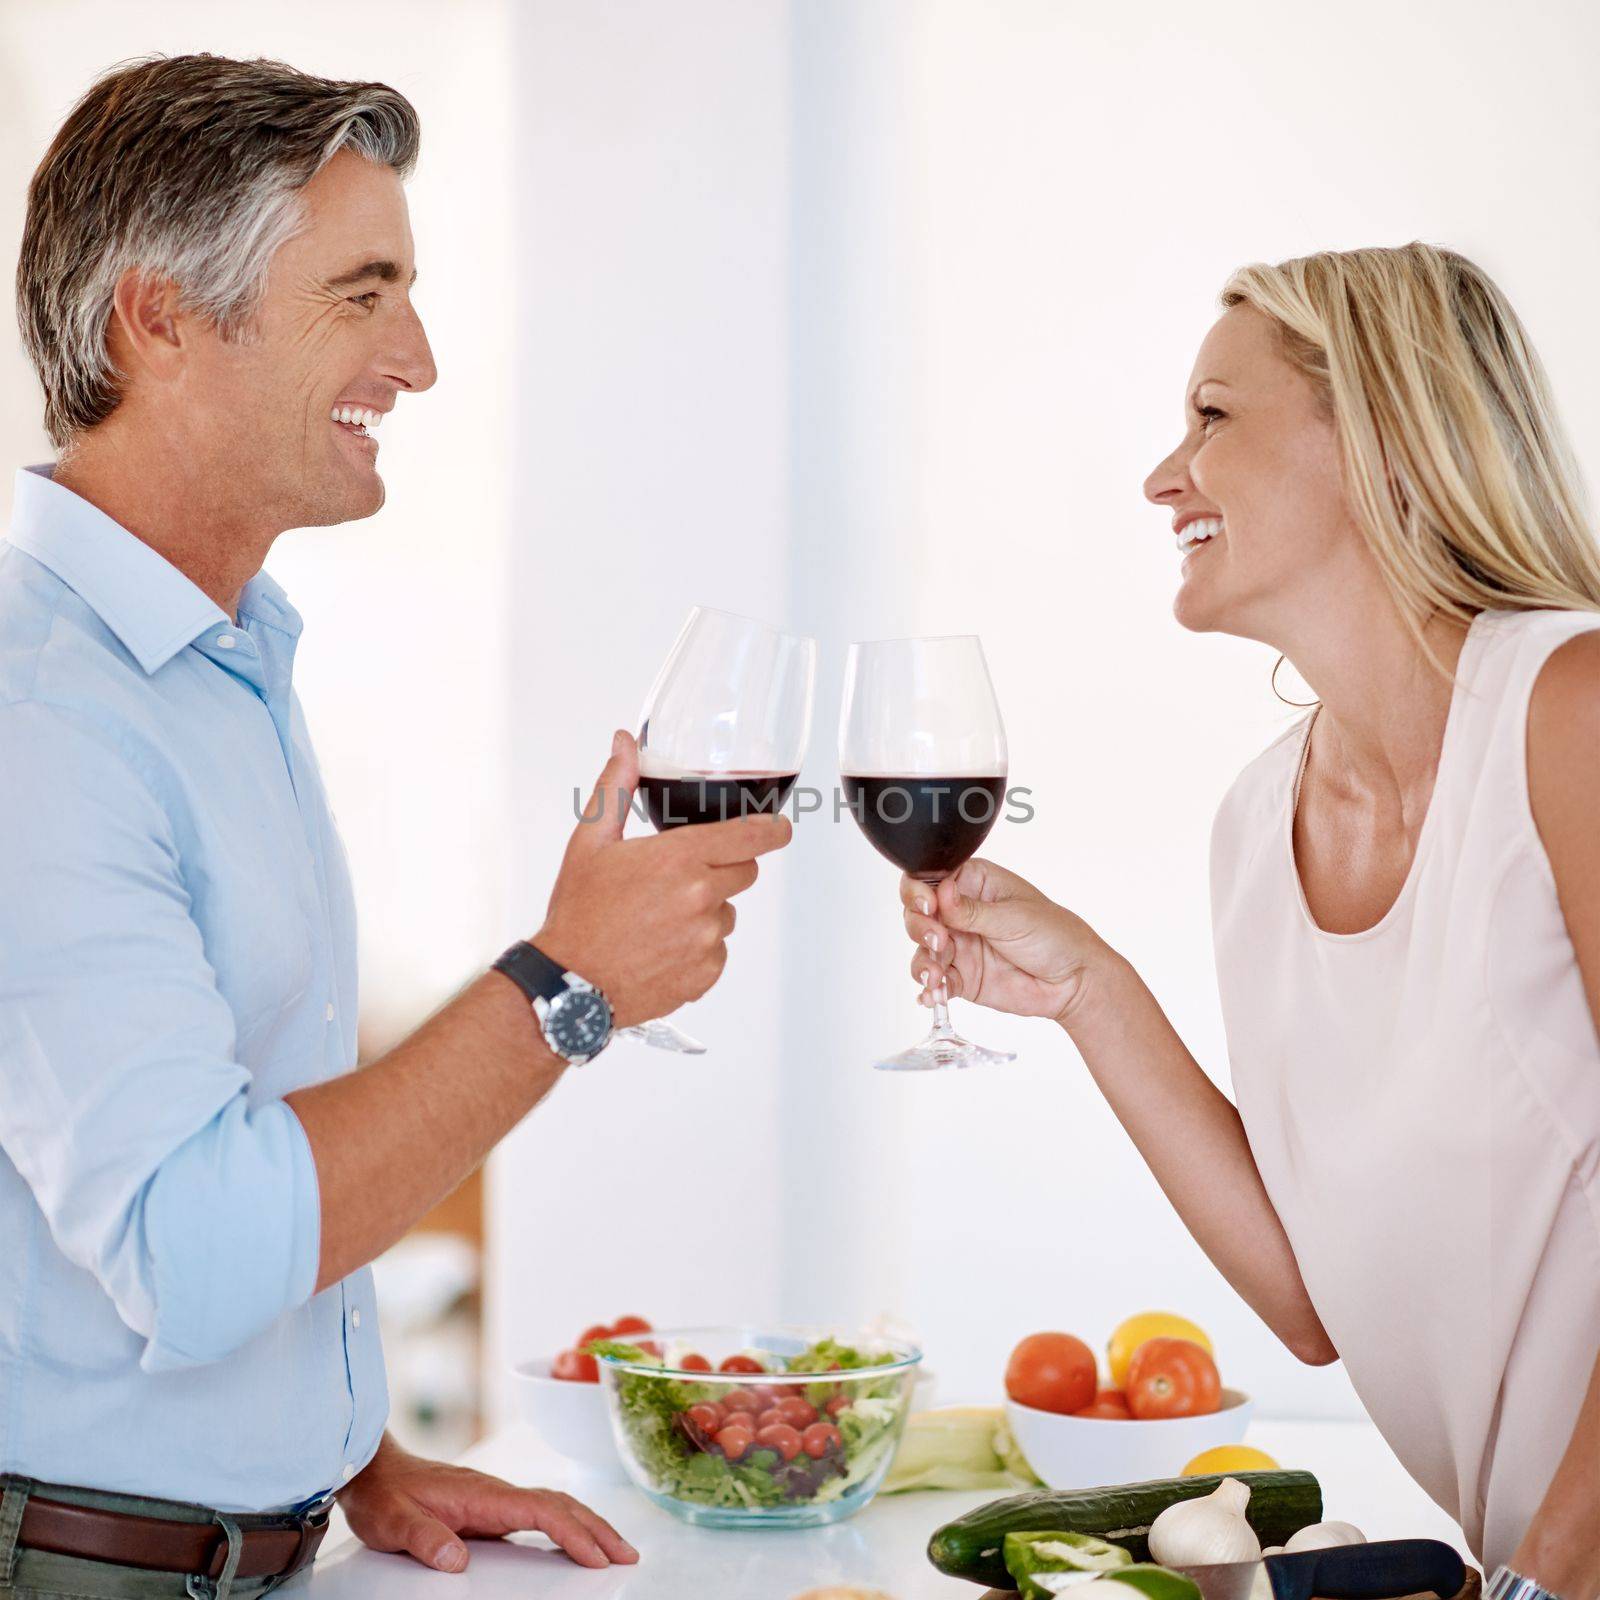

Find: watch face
<box><xmin>548</xmin><ymin>987</ymin><xmax>612</xmax><ymax>1058</ymax></box>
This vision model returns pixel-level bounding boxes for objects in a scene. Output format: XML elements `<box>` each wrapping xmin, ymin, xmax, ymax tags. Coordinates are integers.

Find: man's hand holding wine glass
<box><xmin>537</xmin><ymin>728</ymin><xmax>792</xmax><ymax>1031</ymax></box>
<box><xmin>900</xmin><ymin>859</ymin><xmax>1116</xmax><ymax>1030</ymax></box>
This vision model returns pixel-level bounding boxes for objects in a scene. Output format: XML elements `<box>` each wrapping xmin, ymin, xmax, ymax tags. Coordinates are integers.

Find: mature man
<box><xmin>0</xmin><ymin>54</ymin><xmax>788</xmax><ymax>1598</ymax></box>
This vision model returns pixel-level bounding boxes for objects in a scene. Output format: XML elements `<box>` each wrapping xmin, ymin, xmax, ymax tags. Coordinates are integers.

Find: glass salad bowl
<box><xmin>592</xmin><ymin>1324</ymin><xmax>922</xmax><ymax>1529</ymax></box>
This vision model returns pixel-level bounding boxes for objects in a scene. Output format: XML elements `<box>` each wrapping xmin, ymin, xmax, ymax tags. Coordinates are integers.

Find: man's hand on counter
<box><xmin>337</xmin><ymin>1433</ymin><xmax>640</xmax><ymax>1574</ymax></box>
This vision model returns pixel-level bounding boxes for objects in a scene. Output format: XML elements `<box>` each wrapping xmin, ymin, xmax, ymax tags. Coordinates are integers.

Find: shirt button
<box><xmin>325</xmin><ymin>1002</ymin><xmax>336</xmax><ymax>1022</ymax></box>
<box><xmin>341</xmin><ymin>1464</ymin><xmax>356</xmax><ymax>1483</ymax></box>
<box><xmin>217</xmin><ymin>634</ymin><xmax>236</xmax><ymax>649</ymax></box>
<box><xmin>351</xmin><ymin>1307</ymin><xmax>362</xmax><ymax>1329</ymax></box>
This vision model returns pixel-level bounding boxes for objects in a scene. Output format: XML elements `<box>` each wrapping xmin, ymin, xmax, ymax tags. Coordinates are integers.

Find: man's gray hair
<box><xmin>16</xmin><ymin>53</ymin><xmax>420</xmax><ymax>448</ymax></box>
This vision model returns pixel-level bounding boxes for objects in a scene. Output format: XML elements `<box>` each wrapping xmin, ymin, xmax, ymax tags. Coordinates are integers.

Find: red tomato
<box><xmin>551</xmin><ymin>1348</ymin><xmax>598</xmax><ymax>1383</ymax></box>
<box><xmin>610</xmin><ymin>1315</ymin><xmax>653</xmax><ymax>1337</ymax></box>
<box><xmin>687</xmin><ymin>1403</ymin><xmax>723</xmax><ymax>1433</ymax></box>
<box><xmin>636</xmin><ymin>1340</ymin><xmax>662</xmax><ymax>1358</ymax></box>
<box><xmin>680</xmin><ymin>1352</ymin><xmax>713</xmax><ymax>1372</ymax></box>
<box><xmin>720</xmin><ymin>1388</ymin><xmax>758</xmax><ymax>1414</ymax></box>
<box><xmin>754</xmin><ymin>1423</ymin><xmax>803</xmax><ymax>1462</ymax></box>
<box><xmin>1126</xmin><ymin>1338</ymin><xmax>1222</xmax><ymax>1420</ymax></box>
<box><xmin>576</xmin><ymin>1323</ymin><xmax>612</xmax><ymax>1350</ymax></box>
<box><xmin>715</xmin><ymin>1423</ymin><xmax>753</xmax><ymax>1461</ymax></box>
<box><xmin>1073</xmin><ymin>1387</ymin><xmax>1133</xmax><ymax>1420</ymax></box>
<box><xmin>720</xmin><ymin>1354</ymin><xmax>765</xmax><ymax>1375</ymax></box>
<box><xmin>749</xmin><ymin>1384</ymin><xmax>785</xmax><ymax>1408</ymax></box>
<box><xmin>800</xmin><ymin>1422</ymin><xmax>843</xmax><ymax>1458</ymax></box>
<box><xmin>1005</xmin><ymin>1331</ymin><xmax>1098</xmax><ymax>1415</ymax></box>
<box><xmin>824</xmin><ymin>1395</ymin><xmax>850</xmax><ymax>1418</ymax></box>
<box><xmin>755</xmin><ymin>1407</ymin><xmax>784</xmax><ymax>1431</ymax></box>
<box><xmin>776</xmin><ymin>1398</ymin><xmax>817</xmax><ymax>1429</ymax></box>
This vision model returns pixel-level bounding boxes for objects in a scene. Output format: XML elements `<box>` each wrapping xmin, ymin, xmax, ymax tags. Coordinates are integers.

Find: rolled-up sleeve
<box><xmin>0</xmin><ymin>699</ymin><xmax>321</xmax><ymax>1371</ymax></box>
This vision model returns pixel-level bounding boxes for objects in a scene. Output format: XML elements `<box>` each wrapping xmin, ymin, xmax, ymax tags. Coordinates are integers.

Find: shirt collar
<box><xmin>238</xmin><ymin>566</ymin><xmax>303</xmax><ymax>642</ymax></box>
<box><xmin>6</xmin><ymin>465</ymin><xmax>298</xmax><ymax>672</ymax></box>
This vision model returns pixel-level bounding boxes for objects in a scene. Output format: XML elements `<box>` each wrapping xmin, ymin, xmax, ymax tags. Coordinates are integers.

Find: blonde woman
<box><xmin>904</xmin><ymin>246</ymin><xmax>1600</xmax><ymax>1599</ymax></box>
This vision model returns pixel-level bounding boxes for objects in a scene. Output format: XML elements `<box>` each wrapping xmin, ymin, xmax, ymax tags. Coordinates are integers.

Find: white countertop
<box><xmin>298</xmin><ymin>1419</ymin><xmax>1470</xmax><ymax>1599</ymax></box>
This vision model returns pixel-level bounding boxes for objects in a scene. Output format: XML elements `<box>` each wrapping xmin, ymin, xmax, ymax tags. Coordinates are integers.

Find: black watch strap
<box><xmin>492</xmin><ymin>940</ymin><xmax>570</xmax><ymax>1004</ymax></box>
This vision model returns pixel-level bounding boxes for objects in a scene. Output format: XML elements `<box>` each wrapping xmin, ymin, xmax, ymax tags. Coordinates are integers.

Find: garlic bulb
<box><xmin>1284</xmin><ymin>1522</ymin><xmax>1366</xmax><ymax>1552</ymax></box>
<box><xmin>1149</xmin><ymin>1478</ymin><xmax>1263</xmax><ymax>1566</ymax></box>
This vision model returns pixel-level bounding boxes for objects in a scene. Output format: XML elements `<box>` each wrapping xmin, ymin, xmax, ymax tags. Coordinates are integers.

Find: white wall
<box><xmin>8</xmin><ymin>0</ymin><xmax>1600</xmax><ymax>1434</ymax></box>
<box><xmin>486</xmin><ymin>0</ymin><xmax>799</xmax><ymax>1420</ymax></box>
<box><xmin>492</xmin><ymin>0</ymin><xmax>1600</xmax><ymax>1426</ymax></box>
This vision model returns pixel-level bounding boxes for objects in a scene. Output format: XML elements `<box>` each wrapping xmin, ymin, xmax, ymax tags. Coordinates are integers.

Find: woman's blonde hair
<box><xmin>1221</xmin><ymin>244</ymin><xmax>1600</xmax><ymax>632</ymax></box>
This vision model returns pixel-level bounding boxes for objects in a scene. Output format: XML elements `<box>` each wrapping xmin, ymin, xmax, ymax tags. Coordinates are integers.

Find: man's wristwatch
<box><xmin>1489</xmin><ymin>1567</ymin><xmax>1563</xmax><ymax>1600</ymax></box>
<box><xmin>493</xmin><ymin>941</ymin><xmax>614</xmax><ymax>1066</ymax></box>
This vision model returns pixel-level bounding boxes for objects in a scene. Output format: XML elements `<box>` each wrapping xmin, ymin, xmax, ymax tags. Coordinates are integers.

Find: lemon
<box><xmin>1106</xmin><ymin>1312</ymin><xmax>1214</xmax><ymax>1389</ymax></box>
<box><xmin>1181</xmin><ymin>1444</ymin><xmax>1280</xmax><ymax>1476</ymax></box>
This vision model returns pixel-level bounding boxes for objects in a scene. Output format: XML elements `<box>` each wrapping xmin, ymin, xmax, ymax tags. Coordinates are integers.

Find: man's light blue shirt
<box><xmin>0</xmin><ymin>465</ymin><xmax>385</xmax><ymax>1511</ymax></box>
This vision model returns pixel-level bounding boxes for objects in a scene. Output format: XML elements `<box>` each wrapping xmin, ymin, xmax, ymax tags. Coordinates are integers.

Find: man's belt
<box><xmin>17</xmin><ymin>1494</ymin><xmax>329</xmax><ymax>1581</ymax></box>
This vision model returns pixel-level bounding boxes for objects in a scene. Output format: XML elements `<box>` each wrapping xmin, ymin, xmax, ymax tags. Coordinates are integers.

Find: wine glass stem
<box><xmin>929</xmin><ymin>977</ymin><xmax>959</xmax><ymax>1042</ymax></box>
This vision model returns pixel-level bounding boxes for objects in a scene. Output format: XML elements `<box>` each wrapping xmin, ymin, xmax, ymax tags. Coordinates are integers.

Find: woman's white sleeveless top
<box><xmin>1210</xmin><ymin>609</ymin><xmax>1600</xmax><ymax>1570</ymax></box>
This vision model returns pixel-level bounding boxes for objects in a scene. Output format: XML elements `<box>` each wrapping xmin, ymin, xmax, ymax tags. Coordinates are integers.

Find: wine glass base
<box><xmin>873</xmin><ymin>1027</ymin><xmax>1016</xmax><ymax>1072</ymax></box>
<box><xmin>618</xmin><ymin>1021</ymin><xmax>708</xmax><ymax>1055</ymax></box>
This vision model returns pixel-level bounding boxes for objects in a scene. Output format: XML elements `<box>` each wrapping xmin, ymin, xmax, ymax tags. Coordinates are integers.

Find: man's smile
<box><xmin>330</xmin><ymin>403</ymin><xmax>383</xmax><ymax>454</ymax></box>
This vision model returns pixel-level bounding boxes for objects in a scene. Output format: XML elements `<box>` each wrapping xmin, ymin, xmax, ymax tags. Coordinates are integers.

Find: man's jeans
<box><xmin>0</xmin><ymin>1478</ymin><xmax>298</xmax><ymax>1600</ymax></box>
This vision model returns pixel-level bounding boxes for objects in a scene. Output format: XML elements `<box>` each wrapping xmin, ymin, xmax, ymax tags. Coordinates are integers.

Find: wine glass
<box><xmin>839</xmin><ymin>634</ymin><xmax>1015</xmax><ymax>1071</ymax></box>
<box><xmin>624</xmin><ymin>606</ymin><xmax>816</xmax><ymax>1054</ymax></box>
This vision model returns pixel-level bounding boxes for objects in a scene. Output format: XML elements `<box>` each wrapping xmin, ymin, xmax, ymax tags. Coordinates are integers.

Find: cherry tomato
<box><xmin>749</xmin><ymin>1384</ymin><xmax>785</xmax><ymax>1408</ymax></box>
<box><xmin>776</xmin><ymin>1397</ymin><xmax>817</xmax><ymax>1429</ymax></box>
<box><xmin>754</xmin><ymin>1422</ymin><xmax>803</xmax><ymax>1462</ymax></box>
<box><xmin>715</xmin><ymin>1423</ymin><xmax>753</xmax><ymax>1461</ymax></box>
<box><xmin>800</xmin><ymin>1421</ymin><xmax>843</xmax><ymax>1458</ymax></box>
<box><xmin>720</xmin><ymin>1354</ymin><xmax>765</xmax><ymax>1375</ymax></box>
<box><xmin>551</xmin><ymin>1348</ymin><xmax>598</xmax><ymax>1383</ymax></box>
<box><xmin>610</xmin><ymin>1315</ymin><xmax>653</xmax><ymax>1337</ymax></box>
<box><xmin>636</xmin><ymin>1340</ymin><xmax>662</xmax><ymax>1358</ymax></box>
<box><xmin>687</xmin><ymin>1403</ymin><xmax>724</xmax><ymax>1433</ymax></box>
<box><xmin>720</xmin><ymin>1388</ymin><xmax>758</xmax><ymax>1414</ymax></box>
<box><xmin>1004</xmin><ymin>1331</ymin><xmax>1097</xmax><ymax>1415</ymax></box>
<box><xmin>576</xmin><ymin>1323</ymin><xmax>612</xmax><ymax>1350</ymax></box>
<box><xmin>680</xmin><ymin>1352</ymin><xmax>713</xmax><ymax>1372</ymax></box>
<box><xmin>755</xmin><ymin>1408</ymin><xmax>786</xmax><ymax>1432</ymax></box>
<box><xmin>825</xmin><ymin>1394</ymin><xmax>850</xmax><ymax>1418</ymax></box>
<box><xmin>1126</xmin><ymin>1337</ymin><xmax>1222</xmax><ymax>1420</ymax></box>
<box><xmin>1073</xmin><ymin>1387</ymin><xmax>1133</xmax><ymax>1420</ymax></box>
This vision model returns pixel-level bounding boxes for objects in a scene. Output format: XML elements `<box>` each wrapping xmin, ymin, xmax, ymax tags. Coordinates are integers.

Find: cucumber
<box><xmin>928</xmin><ymin>1470</ymin><xmax>1322</xmax><ymax>1588</ymax></box>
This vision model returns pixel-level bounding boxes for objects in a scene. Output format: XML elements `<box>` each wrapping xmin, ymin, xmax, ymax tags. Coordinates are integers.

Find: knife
<box><xmin>1180</xmin><ymin>1539</ymin><xmax>1466</xmax><ymax>1600</ymax></box>
<box><xmin>980</xmin><ymin>1538</ymin><xmax>1467</xmax><ymax>1600</ymax></box>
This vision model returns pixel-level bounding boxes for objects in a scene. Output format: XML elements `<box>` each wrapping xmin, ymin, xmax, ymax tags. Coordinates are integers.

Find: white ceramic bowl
<box><xmin>1006</xmin><ymin>1387</ymin><xmax>1254</xmax><ymax>1489</ymax></box>
<box><xmin>511</xmin><ymin>1357</ymin><xmax>628</xmax><ymax>1482</ymax></box>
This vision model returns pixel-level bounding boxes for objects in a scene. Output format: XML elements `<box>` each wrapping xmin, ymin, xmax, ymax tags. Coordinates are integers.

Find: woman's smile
<box><xmin>1175</xmin><ymin>513</ymin><xmax>1225</xmax><ymax>554</ymax></box>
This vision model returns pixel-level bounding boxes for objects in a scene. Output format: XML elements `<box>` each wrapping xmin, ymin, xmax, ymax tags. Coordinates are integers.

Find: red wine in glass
<box><xmin>839</xmin><ymin>774</ymin><xmax>1006</xmax><ymax>880</ymax></box>
<box><xmin>838</xmin><ymin>635</ymin><xmax>1015</xmax><ymax>1071</ymax></box>
<box><xmin>640</xmin><ymin>772</ymin><xmax>800</xmax><ymax>831</ymax></box>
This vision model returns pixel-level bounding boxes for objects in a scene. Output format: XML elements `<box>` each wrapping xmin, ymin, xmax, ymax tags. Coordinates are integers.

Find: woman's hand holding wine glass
<box><xmin>900</xmin><ymin>859</ymin><xmax>1119</xmax><ymax>1030</ymax></box>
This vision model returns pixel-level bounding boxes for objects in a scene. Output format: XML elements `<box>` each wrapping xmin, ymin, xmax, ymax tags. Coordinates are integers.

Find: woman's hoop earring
<box><xmin>1271</xmin><ymin>654</ymin><xmax>1320</xmax><ymax>709</ymax></box>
